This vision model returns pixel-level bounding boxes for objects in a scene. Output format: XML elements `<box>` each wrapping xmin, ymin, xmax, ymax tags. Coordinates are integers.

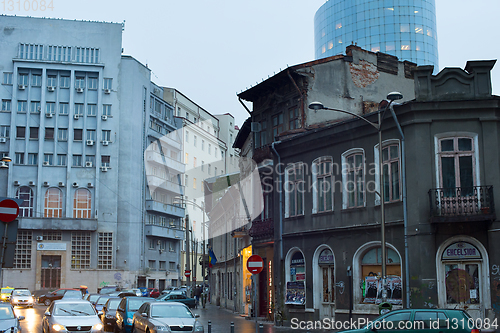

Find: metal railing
<box><xmin>428</xmin><ymin>185</ymin><xmax>494</xmax><ymax>218</ymax></box>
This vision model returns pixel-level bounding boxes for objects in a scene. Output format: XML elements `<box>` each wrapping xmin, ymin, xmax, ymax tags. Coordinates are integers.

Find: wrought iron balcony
<box><xmin>248</xmin><ymin>218</ymin><xmax>274</xmax><ymax>241</ymax></box>
<box><xmin>428</xmin><ymin>185</ymin><xmax>495</xmax><ymax>222</ymax></box>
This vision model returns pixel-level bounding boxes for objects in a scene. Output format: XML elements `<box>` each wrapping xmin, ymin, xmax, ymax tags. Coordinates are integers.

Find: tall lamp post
<box><xmin>308</xmin><ymin>92</ymin><xmax>402</xmax><ymax>300</ymax></box>
<box><xmin>0</xmin><ymin>156</ymin><xmax>12</xmax><ymax>287</ymax></box>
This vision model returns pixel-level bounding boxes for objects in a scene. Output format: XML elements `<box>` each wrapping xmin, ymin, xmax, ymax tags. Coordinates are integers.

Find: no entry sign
<box><xmin>0</xmin><ymin>199</ymin><xmax>19</xmax><ymax>223</ymax></box>
<box><xmin>247</xmin><ymin>254</ymin><xmax>264</xmax><ymax>274</ymax></box>
<box><xmin>184</xmin><ymin>270</ymin><xmax>191</xmax><ymax>277</ymax></box>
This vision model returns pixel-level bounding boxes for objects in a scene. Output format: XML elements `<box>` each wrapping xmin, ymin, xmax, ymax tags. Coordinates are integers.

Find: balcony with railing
<box><xmin>248</xmin><ymin>218</ymin><xmax>274</xmax><ymax>242</ymax></box>
<box><xmin>145</xmin><ymin>200</ymin><xmax>185</xmax><ymax>218</ymax></box>
<box><xmin>428</xmin><ymin>185</ymin><xmax>495</xmax><ymax>223</ymax></box>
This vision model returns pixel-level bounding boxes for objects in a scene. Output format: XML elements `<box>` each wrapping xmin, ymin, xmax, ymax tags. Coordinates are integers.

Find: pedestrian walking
<box><xmin>194</xmin><ymin>285</ymin><xmax>202</xmax><ymax>308</ymax></box>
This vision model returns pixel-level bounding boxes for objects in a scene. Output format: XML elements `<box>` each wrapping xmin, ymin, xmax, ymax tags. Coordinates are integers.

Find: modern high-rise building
<box><xmin>314</xmin><ymin>0</ymin><xmax>439</xmax><ymax>69</ymax></box>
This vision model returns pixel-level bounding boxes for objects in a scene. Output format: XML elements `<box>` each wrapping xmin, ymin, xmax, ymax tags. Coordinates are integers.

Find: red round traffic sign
<box><xmin>247</xmin><ymin>254</ymin><xmax>264</xmax><ymax>274</ymax></box>
<box><xmin>0</xmin><ymin>199</ymin><xmax>19</xmax><ymax>223</ymax></box>
<box><xmin>184</xmin><ymin>270</ymin><xmax>191</xmax><ymax>277</ymax></box>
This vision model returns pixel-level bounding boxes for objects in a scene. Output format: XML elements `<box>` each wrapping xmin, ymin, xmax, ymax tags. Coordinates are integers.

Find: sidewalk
<box><xmin>192</xmin><ymin>303</ymin><xmax>336</xmax><ymax>333</ymax></box>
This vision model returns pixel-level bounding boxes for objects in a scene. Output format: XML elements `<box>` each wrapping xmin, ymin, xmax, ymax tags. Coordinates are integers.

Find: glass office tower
<box><xmin>314</xmin><ymin>0</ymin><xmax>438</xmax><ymax>69</ymax></box>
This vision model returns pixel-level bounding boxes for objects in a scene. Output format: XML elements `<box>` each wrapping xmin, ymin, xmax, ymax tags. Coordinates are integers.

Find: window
<box><xmin>58</xmin><ymin>128</ymin><xmax>68</xmax><ymax>141</ymax></box>
<box><xmin>42</xmin><ymin>231</ymin><xmax>62</xmax><ymax>240</ymax></box>
<box><xmin>208</xmin><ymin>164</ymin><xmax>211</xmax><ymax>174</ymax></box>
<box><xmin>159</xmin><ymin>261</ymin><xmax>166</xmax><ymax>271</ymax></box>
<box><xmin>46</xmin><ymin>102</ymin><xmax>56</xmax><ymax>115</ymax></box>
<box><xmin>342</xmin><ymin>150</ymin><xmax>365</xmax><ymax>209</ymax></box>
<box><xmin>375</xmin><ymin>142</ymin><xmax>401</xmax><ymax>203</ymax></box>
<box><xmin>313</xmin><ymin>157</ymin><xmax>334</xmax><ymax>213</ymax></box>
<box><xmin>47</xmin><ymin>75</ymin><xmax>56</xmax><ymax>87</ymax></box>
<box><xmin>45</xmin><ymin>127</ymin><xmax>54</xmax><ymax>140</ymax></box>
<box><xmin>185</xmin><ymin>153</ymin><xmax>188</xmax><ymax>164</ymax></box>
<box><xmin>0</xmin><ymin>125</ymin><xmax>9</xmax><ymax>137</ymax></box>
<box><xmin>101</xmin><ymin>156</ymin><xmax>110</xmax><ymax>167</ymax></box>
<box><xmin>46</xmin><ymin>45</ymin><xmax>70</xmax><ymax>61</ymax></box>
<box><xmin>29</xmin><ymin>127</ymin><xmax>39</xmax><ymax>140</ymax></box>
<box><xmin>285</xmin><ymin>163</ymin><xmax>305</xmax><ymax>217</ymax></box>
<box><xmin>44</xmin><ymin>188</ymin><xmax>63</xmax><ymax>218</ymax></box>
<box><xmin>27</xmin><ymin>153</ymin><xmax>37</xmax><ymax>165</ymax></box>
<box><xmin>75</xmin><ymin>77</ymin><xmax>85</xmax><ymax>89</ymax></box>
<box><xmin>103</xmin><ymin>104</ymin><xmax>111</xmax><ymax>116</ymax></box>
<box><xmin>255</xmin><ymin>120</ymin><xmax>267</xmax><ymax>148</ymax></box>
<box><xmin>18</xmin><ymin>74</ymin><xmax>28</xmax><ymax>85</ymax></box>
<box><xmin>193</xmin><ymin>157</ymin><xmax>197</xmax><ymax>168</ymax></box>
<box><xmin>194</xmin><ymin>135</ymin><xmax>197</xmax><ymax>147</ymax></box>
<box><xmin>15</xmin><ymin>153</ymin><xmax>24</xmax><ymax>164</ymax></box>
<box><xmin>16</xmin><ymin>126</ymin><xmax>25</xmax><ymax>139</ymax></box>
<box><xmin>88</xmin><ymin>77</ymin><xmax>98</xmax><ymax>90</ymax></box>
<box><xmin>149</xmin><ymin>239</ymin><xmax>155</xmax><ymax>250</ymax></box>
<box><xmin>74</xmin><ymin>129</ymin><xmax>83</xmax><ymax>141</ymax></box>
<box><xmin>74</xmin><ymin>103</ymin><xmax>84</xmax><ymax>116</ymax></box>
<box><xmin>201</xmin><ymin>161</ymin><xmax>204</xmax><ymax>171</ymax></box>
<box><xmin>43</xmin><ymin>154</ymin><xmax>53</xmax><ymax>165</ymax></box>
<box><xmin>60</xmin><ymin>76</ymin><xmax>70</xmax><ymax>88</ymax></box>
<box><xmin>438</xmin><ymin>136</ymin><xmax>475</xmax><ymax>194</ymax></box>
<box><xmin>272</xmin><ymin>113</ymin><xmax>284</xmax><ymax>138</ymax></box>
<box><xmin>59</xmin><ymin>103</ymin><xmax>69</xmax><ymax>115</ymax></box>
<box><xmin>1</xmin><ymin>100</ymin><xmax>11</xmax><ymax>111</ymax></box>
<box><xmin>98</xmin><ymin>232</ymin><xmax>113</xmax><ymax>269</ymax></box>
<box><xmin>17</xmin><ymin>101</ymin><xmax>27</xmax><ymax>113</ymax></box>
<box><xmin>72</xmin><ymin>154</ymin><xmax>82</xmax><ymax>167</ymax></box>
<box><xmin>13</xmin><ymin>231</ymin><xmax>32</xmax><ymax>269</ymax></box>
<box><xmin>214</xmin><ymin>147</ymin><xmax>218</xmax><ymax>158</ymax></box>
<box><xmin>15</xmin><ymin>186</ymin><xmax>34</xmax><ymax>217</ymax></box>
<box><xmin>186</xmin><ymin>131</ymin><xmax>189</xmax><ymax>142</ymax></box>
<box><xmin>57</xmin><ymin>154</ymin><xmax>66</xmax><ymax>166</ymax></box>
<box><xmin>193</xmin><ymin>178</ymin><xmax>197</xmax><ymax>189</ymax></box>
<box><xmin>86</xmin><ymin>129</ymin><xmax>96</xmax><ymax>141</ymax></box>
<box><xmin>202</xmin><ymin>140</ymin><xmax>205</xmax><ymax>151</ymax></box>
<box><xmin>86</xmin><ymin>155</ymin><xmax>95</xmax><ymax>166</ymax></box>
<box><xmin>30</xmin><ymin>101</ymin><xmax>41</xmax><ymax>113</ymax></box>
<box><xmin>148</xmin><ymin>260</ymin><xmax>156</xmax><ymax>270</ymax></box>
<box><xmin>208</xmin><ymin>144</ymin><xmax>211</xmax><ymax>154</ymax></box>
<box><xmin>3</xmin><ymin>73</ymin><xmax>12</xmax><ymax>85</ymax></box>
<box><xmin>73</xmin><ymin>189</ymin><xmax>91</xmax><ymax>218</ymax></box>
<box><xmin>102</xmin><ymin>130</ymin><xmax>111</xmax><ymax>142</ymax></box>
<box><xmin>185</xmin><ymin>175</ymin><xmax>188</xmax><ymax>187</ymax></box>
<box><xmin>71</xmin><ymin>232</ymin><xmax>91</xmax><ymax>269</ymax></box>
<box><xmin>31</xmin><ymin>74</ymin><xmax>41</xmax><ymax>87</ymax></box>
<box><xmin>103</xmin><ymin>78</ymin><xmax>112</xmax><ymax>90</ymax></box>
<box><xmin>87</xmin><ymin>104</ymin><xmax>97</xmax><ymax>116</ymax></box>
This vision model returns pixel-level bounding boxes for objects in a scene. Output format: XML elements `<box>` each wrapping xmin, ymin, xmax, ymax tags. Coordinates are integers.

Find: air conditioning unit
<box><xmin>13</xmin><ymin>181</ymin><xmax>20</xmax><ymax>186</ymax></box>
<box><xmin>104</xmin><ymin>89</ymin><xmax>111</xmax><ymax>94</ymax></box>
<box><xmin>37</xmin><ymin>106</ymin><xmax>41</xmax><ymax>112</ymax></box>
<box><xmin>45</xmin><ymin>113</ymin><xmax>53</xmax><ymax>118</ymax></box>
<box><xmin>101</xmin><ymin>166</ymin><xmax>108</xmax><ymax>172</ymax></box>
<box><xmin>47</xmin><ymin>86</ymin><xmax>55</xmax><ymax>92</ymax></box>
<box><xmin>0</xmin><ymin>138</ymin><xmax>6</xmax><ymax>143</ymax></box>
<box><xmin>76</xmin><ymin>87</ymin><xmax>84</xmax><ymax>93</ymax></box>
<box><xmin>43</xmin><ymin>161</ymin><xmax>50</xmax><ymax>166</ymax></box>
<box><xmin>29</xmin><ymin>181</ymin><xmax>35</xmax><ymax>186</ymax></box>
<box><xmin>102</xmin><ymin>141</ymin><xmax>109</xmax><ymax>146</ymax></box>
<box><xmin>169</xmin><ymin>221</ymin><xmax>175</xmax><ymax>226</ymax></box>
<box><xmin>157</xmin><ymin>240</ymin><xmax>161</xmax><ymax>245</ymax></box>
<box><xmin>74</xmin><ymin>114</ymin><xmax>80</xmax><ymax>120</ymax></box>
<box><xmin>85</xmin><ymin>161</ymin><xmax>93</xmax><ymax>167</ymax></box>
<box><xmin>101</xmin><ymin>115</ymin><xmax>108</xmax><ymax>121</ymax></box>
<box><xmin>87</xmin><ymin>182</ymin><xmax>94</xmax><ymax>188</ymax></box>
<box><xmin>58</xmin><ymin>182</ymin><xmax>65</xmax><ymax>187</ymax></box>
<box><xmin>18</xmin><ymin>84</ymin><xmax>26</xmax><ymax>90</ymax></box>
<box><xmin>36</xmin><ymin>236</ymin><xmax>43</xmax><ymax>241</ymax></box>
<box><xmin>86</xmin><ymin>140</ymin><xmax>94</xmax><ymax>146</ymax></box>
<box><xmin>72</xmin><ymin>182</ymin><xmax>79</xmax><ymax>188</ymax></box>
<box><xmin>43</xmin><ymin>181</ymin><xmax>50</xmax><ymax>187</ymax></box>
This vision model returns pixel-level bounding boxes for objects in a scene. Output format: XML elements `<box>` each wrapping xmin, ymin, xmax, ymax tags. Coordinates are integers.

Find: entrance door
<box><xmin>444</xmin><ymin>262</ymin><xmax>481</xmax><ymax>319</ymax></box>
<box><xmin>319</xmin><ymin>265</ymin><xmax>335</xmax><ymax>318</ymax></box>
<box><xmin>41</xmin><ymin>255</ymin><xmax>61</xmax><ymax>289</ymax></box>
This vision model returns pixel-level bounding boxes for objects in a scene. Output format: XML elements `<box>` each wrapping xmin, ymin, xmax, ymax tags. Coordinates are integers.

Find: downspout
<box><xmin>270</xmin><ymin>141</ymin><xmax>282</xmax><ymax>325</ymax></box>
<box><xmin>389</xmin><ymin>105</ymin><xmax>409</xmax><ymax>308</ymax></box>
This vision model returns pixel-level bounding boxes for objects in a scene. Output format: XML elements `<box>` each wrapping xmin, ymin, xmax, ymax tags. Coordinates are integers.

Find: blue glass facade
<box><xmin>314</xmin><ymin>0</ymin><xmax>438</xmax><ymax>69</ymax></box>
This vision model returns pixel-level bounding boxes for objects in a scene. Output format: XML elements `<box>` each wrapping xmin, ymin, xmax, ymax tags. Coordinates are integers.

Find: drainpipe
<box><xmin>270</xmin><ymin>141</ymin><xmax>282</xmax><ymax>325</ymax></box>
<box><xmin>389</xmin><ymin>104</ymin><xmax>409</xmax><ymax>308</ymax></box>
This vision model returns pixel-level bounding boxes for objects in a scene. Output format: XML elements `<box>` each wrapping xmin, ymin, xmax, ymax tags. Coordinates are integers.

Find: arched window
<box><xmin>15</xmin><ymin>186</ymin><xmax>34</xmax><ymax>217</ymax></box>
<box><xmin>73</xmin><ymin>188</ymin><xmax>91</xmax><ymax>218</ymax></box>
<box><xmin>341</xmin><ymin>149</ymin><xmax>365</xmax><ymax>209</ymax></box>
<box><xmin>285</xmin><ymin>249</ymin><xmax>306</xmax><ymax>305</ymax></box>
<box><xmin>44</xmin><ymin>188</ymin><xmax>63</xmax><ymax>218</ymax></box>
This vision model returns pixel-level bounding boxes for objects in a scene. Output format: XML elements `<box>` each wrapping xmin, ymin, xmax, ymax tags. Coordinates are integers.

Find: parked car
<box><xmin>147</xmin><ymin>288</ymin><xmax>160</xmax><ymax>298</ymax></box>
<box><xmin>138</xmin><ymin>287</ymin><xmax>148</xmax><ymax>297</ymax></box>
<box><xmin>10</xmin><ymin>289</ymin><xmax>35</xmax><ymax>308</ymax></box>
<box><xmin>95</xmin><ymin>295</ymin><xmax>111</xmax><ymax>312</ymax></box>
<box><xmin>38</xmin><ymin>288</ymin><xmax>82</xmax><ymax>306</ymax></box>
<box><xmin>62</xmin><ymin>289</ymin><xmax>84</xmax><ymax>300</ymax></box>
<box><xmin>99</xmin><ymin>297</ymin><xmax>121</xmax><ymax>332</ymax></box>
<box><xmin>0</xmin><ymin>287</ymin><xmax>14</xmax><ymax>302</ymax></box>
<box><xmin>99</xmin><ymin>285</ymin><xmax>120</xmax><ymax>295</ymax></box>
<box><xmin>86</xmin><ymin>293</ymin><xmax>101</xmax><ymax>307</ymax></box>
<box><xmin>0</xmin><ymin>303</ymin><xmax>24</xmax><ymax>332</ymax></box>
<box><xmin>132</xmin><ymin>302</ymin><xmax>203</xmax><ymax>333</ymax></box>
<box><xmin>155</xmin><ymin>291</ymin><xmax>196</xmax><ymax>308</ymax></box>
<box><xmin>115</xmin><ymin>297</ymin><xmax>150</xmax><ymax>333</ymax></box>
<box><xmin>337</xmin><ymin>308</ymin><xmax>479</xmax><ymax>333</ymax></box>
<box><xmin>42</xmin><ymin>299</ymin><xmax>103</xmax><ymax>333</ymax></box>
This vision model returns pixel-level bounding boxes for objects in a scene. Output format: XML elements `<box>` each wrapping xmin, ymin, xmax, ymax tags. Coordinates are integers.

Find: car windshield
<box><xmin>1</xmin><ymin>288</ymin><xmax>13</xmax><ymax>294</ymax></box>
<box><xmin>128</xmin><ymin>299</ymin><xmax>148</xmax><ymax>311</ymax></box>
<box><xmin>54</xmin><ymin>303</ymin><xmax>95</xmax><ymax>316</ymax></box>
<box><xmin>63</xmin><ymin>290</ymin><xmax>82</xmax><ymax>299</ymax></box>
<box><xmin>88</xmin><ymin>295</ymin><xmax>100</xmax><ymax>302</ymax></box>
<box><xmin>100</xmin><ymin>287</ymin><xmax>116</xmax><ymax>294</ymax></box>
<box><xmin>151</xmin><ymin>304</ymin><xmax>193</xmax><ymax>318</ymax></box>
<box><xmin>0</xmin><ymin>307</ymin><xmax>15</xmax><ymax>320</ymax></box>
<box><xmin>12</xmin><ymin>290</ymin><xmax>31</xmax><ymax>296</ymax></box>
<box><xmin>97</xmin><ymin>297</ymin><xmax>110</xmax><ymax>305</ymax></box>
<box><xmin>107</xmin><ymin>299</ymin><xmax>121</xmax><ymax>310</ymax></box>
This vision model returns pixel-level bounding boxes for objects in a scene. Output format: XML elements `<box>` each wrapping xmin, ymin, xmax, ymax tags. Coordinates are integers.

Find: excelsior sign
<box><xmin>442</xmin><ymin>242</ymin><xmax>481</xmax><ymax>260</ymax></box>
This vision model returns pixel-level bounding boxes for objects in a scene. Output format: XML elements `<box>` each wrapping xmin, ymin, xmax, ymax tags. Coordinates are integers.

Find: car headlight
<box><xmin>52</xmin><ymin>324</ymin><xmax>65</xmax><ymax>331</ymax></box>
<box><xmin>93</xmin><ymin>323</ymin><xmax>103</xmax><ymax>330</ymax></box>
<box><xmin>127</xmin><ymin>318</ymin><xmax>133</xmax><ymax>324</ymax></box>
<box><xmin>154</xmin><ymin>325</ymin><xmax>169</xmax><ymax>332</ymax></box>
<box><xmin>105</xmin><ymin>314</ymin><xmax>115</xmax><ymax>319</ymax></box>
<box><xmin>11</xmin><ymin>299</ymin><xmax>17</xmax><ymax>304</ymax></box>
<box><xmin>194</xmin><ymin>321</ymin><xmax>204</xmax><ymax>332</ymax></box>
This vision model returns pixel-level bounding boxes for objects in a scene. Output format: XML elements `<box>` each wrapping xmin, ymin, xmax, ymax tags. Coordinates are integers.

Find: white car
<box><xmin>42</xmin><ymin>299</ymin><xmax>104</xmax><ymax>333</ymax></box>
<box><xmin>132</xmin><ymin>302</ymin><xmax>203</xmax><ymax>333</ymax></box>
<box><xmin>10</xmin><ymin>289</ymin><xmax>35</xmax><ymax>308</ymax></box>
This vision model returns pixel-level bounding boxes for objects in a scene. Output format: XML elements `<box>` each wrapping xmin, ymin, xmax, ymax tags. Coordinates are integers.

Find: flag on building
<box><xmin>209</xmin><ymin>248</ymin><xmax>217</xmax><ymax>267</ymax></box>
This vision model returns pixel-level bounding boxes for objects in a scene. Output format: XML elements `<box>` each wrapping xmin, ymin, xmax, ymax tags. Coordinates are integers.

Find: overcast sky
<box><xmin>8</xmin><ymin>0</ymin><xmax>500</xmax><ymax>127</ymax></box>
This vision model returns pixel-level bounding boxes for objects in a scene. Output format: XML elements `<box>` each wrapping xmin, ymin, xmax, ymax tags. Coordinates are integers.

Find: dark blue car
<box><xmin>115</xmin><ymin>296</ymin><xmax>150</xmax><ymax>333</ymax></box>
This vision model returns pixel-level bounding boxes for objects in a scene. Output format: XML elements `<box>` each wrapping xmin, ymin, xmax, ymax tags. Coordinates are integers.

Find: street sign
<box><xmin>185</xmin><ymin>270</ymin><xmax>191</xmax><ymax>277</ymax></box>
<box><xmin>0</xmin><ymin>199</ymin><xmax>19</xmax><ymax>223</ymax></box>
<box><xmin>247</xmin><ymin>254</ymin><xmax>264</xmax><ymax>274</ymax></box>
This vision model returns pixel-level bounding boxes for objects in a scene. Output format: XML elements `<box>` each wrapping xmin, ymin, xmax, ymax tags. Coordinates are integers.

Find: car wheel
<box><xmin>44</xmin><ymin>299</ymin><xmax>51</xmax><ymax>306</ymax></box>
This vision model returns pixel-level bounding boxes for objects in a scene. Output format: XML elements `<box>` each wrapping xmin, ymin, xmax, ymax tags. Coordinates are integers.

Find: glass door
<box><xmin>41</xmin><ymin>255</ymin><xmax>61</xmax><ymax>289</ymax></box>
<box><xmin>444</xmin><ymin>262</ymin><xmax>481</xmax><ymax>319</ymax></box>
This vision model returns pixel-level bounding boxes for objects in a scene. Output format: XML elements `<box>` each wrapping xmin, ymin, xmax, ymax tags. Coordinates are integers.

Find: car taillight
<box><xmin>471</xmin><ymin>329</ymin><xmax>480</xmax><ymax>333</ymax></box>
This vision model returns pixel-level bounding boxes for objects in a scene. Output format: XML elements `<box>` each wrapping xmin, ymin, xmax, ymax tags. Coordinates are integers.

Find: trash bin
<box><xmin>378</xmin><ymin>302</ymin><xmax>392</xmax><ymax>315</ymax></box>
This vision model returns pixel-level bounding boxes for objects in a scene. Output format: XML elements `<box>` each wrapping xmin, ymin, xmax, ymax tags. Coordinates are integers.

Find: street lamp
<box><xmin>308</xmin><ymin>92</ymin><xmax>402</xmax><ymax>301</ymax></box>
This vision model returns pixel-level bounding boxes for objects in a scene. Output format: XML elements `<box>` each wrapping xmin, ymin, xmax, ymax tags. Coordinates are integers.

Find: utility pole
<box><xmin>185</xmin><ymin>215</ymin><xmax>191</xmax><ymax>288</ymax></box>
